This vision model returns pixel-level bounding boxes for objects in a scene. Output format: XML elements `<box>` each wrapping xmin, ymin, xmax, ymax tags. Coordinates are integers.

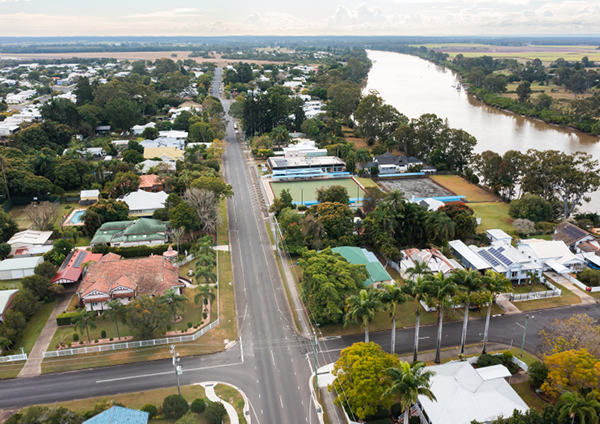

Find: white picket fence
<box><xmin>174</xmin><ymin>254</ymin><xmax>195</xmax><ymax>267</ymax></box>
<box><xmin>0</xmin><ymin>353</ymin><xmax>28</xmax><ymax>363</ymax></box>
<box><xmin>43</xmin><ymin>319</ymin><xmax>220</xmax><ymax>358</ymax></box>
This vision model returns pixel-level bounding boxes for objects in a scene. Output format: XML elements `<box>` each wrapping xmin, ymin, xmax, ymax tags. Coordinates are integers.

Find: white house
<box><xmin>0</xmin><ymin>257</ymin><xmax>44</xmax><ymax>280</ymax></box>
<box><xmin>137</xmin><ymin>159</ymin><xmax>176</xmax><ymax>174</ymax></box>
<box><xmin>401</xmin><ymin>248</ymin><xmax>463</xmax><ymax>277</ymax></box>
<box><xmin>119</xmin><ymin>190</ymin><xmax>168</xmax><ymax>217</ymax></box>
<box><xmin>158</xmin><ymin>130</ymin><xmax>188</xmax><ymax>140</ymax></box>
<box><xmin>486</xmin><ymin>229</ymin><xmax>513</xmax><ymax>245</ymax></box>
<box><xmin>518</xmin><ymin>239</ymin><xmax>585</xmax><ymax>273</ymax></box>
<box><xmin>131</xmin><ymin>122</ymin><xmax>156</xmax><ymax>136</ymax></box>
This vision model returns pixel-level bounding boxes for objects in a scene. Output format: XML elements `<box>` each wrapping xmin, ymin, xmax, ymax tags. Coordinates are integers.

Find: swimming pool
<box><xmin>68</xmin><ymin>209</ymin><xmax>86</xmax><ymax>224</ymax></box>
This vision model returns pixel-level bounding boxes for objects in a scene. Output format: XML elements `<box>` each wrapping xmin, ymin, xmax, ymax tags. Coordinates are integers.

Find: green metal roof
<box><xmin>123</xmin><ymin>218</ymin><xmax>167</xmax><ymax>235</ymax></box>
<box><xmin>331</xmin><ymin>246</ymin><xmax>392</xmax><ymax>287</ymax></box>
<box><xmin>91</xmin><ymin>219</ymin><xmax>168</xmax><ymax>245</ymax></box>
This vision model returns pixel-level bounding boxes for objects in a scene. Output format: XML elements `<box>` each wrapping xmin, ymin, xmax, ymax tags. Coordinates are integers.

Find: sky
<box><xmin>0</xmin><ymin>0</ymin><xmax>599</xmax><ymax>37</ymax></box>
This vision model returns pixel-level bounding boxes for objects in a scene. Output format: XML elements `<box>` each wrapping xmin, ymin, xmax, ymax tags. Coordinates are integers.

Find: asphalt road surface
<box><xmin>0</xmin><ymin>70</ymin><xmax>599</xmax><ymax>422</ymax></box>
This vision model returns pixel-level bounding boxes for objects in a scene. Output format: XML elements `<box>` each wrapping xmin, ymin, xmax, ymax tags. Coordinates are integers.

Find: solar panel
<box><xmin>60</xmin><ymin>251</ymin><xmax>74</xmax><ymax>270</ymax></box>
<box><xmin>489</xmin><ymin>247</ymin><xmax>513</xmax><ymax>266</ymax></box>
<box><xmin>273</xmin><ymin>159</ymin><xmax>288</xmax><ymax>167</ymax></box>
<box><xmin>72</xmin><ymin>251</ymin><xmax>87</xmax><ymax>268</ymax></box>
<box><xmin>497</xmin><ymin>246</ymin><xmax>505</xmax><ymax>253</ymax></box>
<box><xmin>478</xmin><ymin>250</ymin><xmax>501</xmax><ymax>267</ymax></box>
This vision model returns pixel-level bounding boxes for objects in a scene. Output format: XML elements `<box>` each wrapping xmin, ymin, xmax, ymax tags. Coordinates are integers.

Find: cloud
<box><xmin>130</xmin><ymin>8</ymin><xmax>203</xmax><ymax>19</ymax></box>
<box><xmin>328</xmin><ymin>4</ymin><xmax>388</xmax><ymax>27</ymax></box>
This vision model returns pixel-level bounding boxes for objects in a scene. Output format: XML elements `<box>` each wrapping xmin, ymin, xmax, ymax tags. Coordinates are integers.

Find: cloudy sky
<box><xmin>0</xmin><ymin>0</ymin><xmax>599</xmax><ymax>37</ymax></box>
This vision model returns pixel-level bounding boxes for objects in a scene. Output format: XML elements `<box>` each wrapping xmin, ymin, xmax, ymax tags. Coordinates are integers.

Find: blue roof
<box><xmin>83</xmin><ymin>406</ymin><xmax>148</xmax><ymax>424</ymax></box>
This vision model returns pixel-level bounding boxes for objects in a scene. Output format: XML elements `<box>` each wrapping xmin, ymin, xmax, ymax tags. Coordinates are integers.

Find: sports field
<box><xmin>270</xmin><ymin>178</ymin><xmax>364</xmax><ymax>205</ymax></box>
<box><xmin>431</xmin><ymin>175</ymin><xmax>500</xmax><ymax>202</ymax></box>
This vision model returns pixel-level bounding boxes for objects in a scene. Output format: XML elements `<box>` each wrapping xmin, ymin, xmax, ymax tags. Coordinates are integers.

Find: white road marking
<box><xmin>280</xmin><ymin>395</ymin><xmax>284</xmax><ymax>408</ymax></box>
<box><xmin>271</xmin><ymin>350</ymin><xmax>276</xmax><ymax>366</ymax></box>
<box><xmin>95</xmin><ymin>361</ymin><xmax>242</xmax><ymax>383</ymax></box>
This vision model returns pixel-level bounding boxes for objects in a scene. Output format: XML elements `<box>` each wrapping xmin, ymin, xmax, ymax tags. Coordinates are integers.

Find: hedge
<box><xmin>91</xmin><ymin>242</ymin><xmax>193</xmax><ymax>258</ymax></box>
<box><xmin>56</xmin><ymin>312</ymin><xmax>79</xmax><ymax>326</ymax></box>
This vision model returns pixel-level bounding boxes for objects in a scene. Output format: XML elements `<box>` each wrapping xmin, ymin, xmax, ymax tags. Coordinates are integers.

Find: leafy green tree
<box><xmin>516</xmin><ymin>81</ymin><xmax>532</xmax><ymax>102</ymax></box>
<box><xmin>379</xmin><ymin>282</ymin><xmax>408</xmax><ymax>354</ymax></box>
<box><xmin>528</xmin><ymin>361</ymin><xmax>549</xmax><ymax>389</ymax></box>
<box><xmin>345</xmin><ymin>288</ymin><xmax>383</xmax><ymax>343</ymax></box>
<box><xmin>332</xmin><ymin>342</ymin><xmax>401</xmax><ymax>420</ymax></box>
<box><xmin>381</xmin><ymin>361</ymin><xmax>437</xmax><ymax>424</ymax></box>
<box><xmin>306</xmin><ymin>202</ymin><xmax>354</xmax><ymax>246</ymax></box>
<box><xmin>270</xmin><ymin>188</ymin><xmax>294</xmax><ymax>217</ymax></box>
<box><xmin>124</xmin><ymin>296</ymin><xmax>171</xmax><ymax>340</ymax></box>
<box><xmin>299</xmin><ymin>248</ymin><xmax>367</xmax><ymax>324</ymax></box>
<box><xmin>316</xmin><ymin>185</ymin><xmax>350</xmax><ymax>206</ymax></box>
<box><xmin>105</xmin><ymin>98</ymin><xmax>141</xmax><ymax>133</ymax></box>
<box><xmin>170</xmin><ymin>202</ymin><xmax>201</xmax><ymax>237</ymax></box>
<box><xmin>122</xmin><ymin>149</ymin><xmax>144</xmax><ymax>164</ymax></box>
<box><xmin>41</xmin><ymin>98</ymin><xmax>80</xmax><ymax>127</ymax></box>
<box><xmin>190</xmin><ymin>398</ymin><xmax>206</xmax><ymax>413</ymax></box>
<box><xmin>205</xmin><ymin>401</ymin><xmax>227</xmax><ymax>424</ymax></box>
<box><xmin>189</xmin><ymin>122</ymin><xmax>216</xmax><ymax>143</ymax></box>
<box><xmin>102</xmin><ymin>300</ymin><xmax>126</xmax><ymax>340</ymax></box>
<box><xmin>104</xmin><ymin>171</ymin><xmax>141</xmax><ymax>198</ymax></box>
<box><xmin>425</xmin><ymin>211</ymin><xmax>456</xmax><ymax>246</ymax></box>
<box><xmin>163</xmin><ymin>289</ymin><xmax>188</xmax><ymax>331</ymax></box>
<box><xmin>162</xmin><ymin>394</ymin><xmax>189</xmax><ymax>419</ymax></box>
<box><xmin>83</xmin><ymin>199</ymin><xmax>130</xmax><ymax>236</ymax></box>
<box><xmin>73</xmin><ymin>308</ymin><xmax>97</xmax><ymax>343</ymax></box>
<box><xmin>0</xmin><ymin>209</ymin><xmax>18</xmax><ymax>243</ymax></box>
<box><xmin>142</xmin><ymin>126</ymin><xmax>159</xmax><ymax>140</ymax></box>
<box><xmin>509</xmin><ymin>194</ymin><xmax>554</xmax><ymax>223</ymax></box>
<box><xmin>0</xmin><ymin>243</ymin><xmax>10</xmax><ymax>260</ymax></box>
<box><xmin>327</xmin><ymin>81</ymin><xmax>361</xmax><ymax>125</ymax></box>
<box><xmin>22</xmin><ymin>274</ymin><xmax>52</xmax><ymax>301</ymax></box>
<box><xmin>190</xmin><ymin>177</ymin><xmax>233</xmax><ymax>199</ymax></box>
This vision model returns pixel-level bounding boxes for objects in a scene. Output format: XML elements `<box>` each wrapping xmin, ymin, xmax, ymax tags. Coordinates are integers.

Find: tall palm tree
<box><xmin>402</xmin><ymin>277</ymin><xmax>431</xmax><ymax>362</ymax></box>
<box><xmin>379</xmin><ymin>282</ymin><xmax>408</xmax><ymax>355</ymax></box>
<box><xmin>194</xmin><ymin>284</ymin><xmax>216</xmax><ymax>311</ymax></box>
<box><xmin>102</xmin><ymin>300</ymin><xmax>125</xmax><ymax>340</ymax></box>
<box><xmin>381</xmin><ymin>361</ymin><xmax>437</xmax><ymax>424</ymax></box>
<box><xmin>196</xmin><ymin>254</ymin><xmax>216</xmax><ymax>269</ymax></box>
<box><xmin>557</xmin><ymin>391</ymin><xmax>600</xmax><ymax>424</ymax></box>
<box><xmin>404</xmin><ymin>261</ymin><xmax>431</xmax><ymax>279</ymax></box>
<box><xmin>73</xmin><ymin>308</ymin><xmax>97</xmax><ymax>343</ymax></box>
<box><xmin>384</xmin><ymin>190</ymin><xmax>405</xmax><ymax>210</ymax></box>
<box><xmin>428</xmin><ymin>272</ymin><xmax>459</xmax><ymax>364</ymax></box>
<box><xmin>425</xmin><ymin>211</ymin><xmax>456</xmax><ymax>246</ymax></box>
<box><xmin>355</xmin><ymin>148</ymin><xmax>370</xmax><ymax>170</ymax></box>
<box><xmin>526</xmin><ymin>270</ymin><xmax>542</xmax><ymax>291</ymax></box>
<box><xmin>481</xmin><ymin>270</ymin><xmax>512</xmax><ymax>354</ymax></box>
<box><xmin>451</xmin><ymin>269</ymin><xmax>484</xmax><ymax>355</ymax></box>
<box><xmin>195</xmin><ymin>263</ymin><xmax>217</xmax><ymax>286</ymax></box>
<box><xmin>163</xmin><ymin>289</ymin><xmax>188</xmax><ymax>331</ymax></box>
<box><xmin>345</xmin><ymin>289</ymin><xmax>382</xmax><ymax>343</ymax></box>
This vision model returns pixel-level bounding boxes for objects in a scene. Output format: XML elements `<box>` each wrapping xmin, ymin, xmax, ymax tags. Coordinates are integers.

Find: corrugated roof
<box><xmin>83</xmin><ymin>406</ymin><xmax>148</xmax><ymax>424</ymax></box>
<box><xmin>331</xmin><ymin>247</ymin><xmax>392</xmax><ymax>287</ymax></box>
<box><xmin>0</xmin><ymin>289</ymin><xmax>19</xmax><ymax>315</ymax></box>
<box><xmin>0</xmin><ymin>257</ymin><xmax>43</xmax><ymax>271</ymax></box>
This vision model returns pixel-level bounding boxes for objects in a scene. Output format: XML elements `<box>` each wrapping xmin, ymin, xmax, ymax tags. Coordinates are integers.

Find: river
<box><xmin>364</xmin><ymin>49</ymin><xmax>600</xmax><ymax>212</ymax></box>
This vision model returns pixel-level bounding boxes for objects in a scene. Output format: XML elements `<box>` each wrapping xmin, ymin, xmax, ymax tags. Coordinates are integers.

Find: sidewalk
<box><xmin>201</xmin><ymin>382</ymin><xmax>239</xmax><ymax>424</ymax></box>
<box><xmin>496</xmin><ymin>294</ymin><xmax>521</xmax><ymax>314</ymax></box>
<box><xmin>545</xmin><ymin>271</ymin><xmax>597</xmax><ymax>305</ymax></box>
<box><xmin>18</xmin><ymin>285</ymin><xmax>77</xmax><ymax>378</ymax></box>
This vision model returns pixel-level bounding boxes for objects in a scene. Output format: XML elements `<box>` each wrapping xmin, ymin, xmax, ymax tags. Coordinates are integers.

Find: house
<box><xmin>331</xmin><ymin>246</ymin><xmax>393</xmax><ymax>288</ymax></box>
<box><xmin>417</xmin><ymin>361</ymin><xmax>528</xmax><ymax>424</ymax></box>
<box><xmin>77</xmin><ymin>254</ymin><xmax>186</xmax><ymax>312</ymax></box>
<box><xmin>7</xmin><ymin>230</ymin><xmax>53</xmax><ymax>250</ymax></box>
<box><xmin>449</xmin><ymin>239</ymin><xmax>542</xmax><ymax>283</ymax></box>
<box><xmin>486</xmin><ymin>229</ymin><xmax>513</xmax><ymax>245</ymax></box>
<box><xmin>0</xmin><ymin>289</ymin><xmax>19</xmax><ymax>323</ymax></box>
<box><xmin>131</xmin><ymin>122</ymin><xmax>156</xmax><ymax>136</ymax></box>
<box><xmin>365</xmin><ymin>152</ymin><xmax>427</xmax><ymax>174</ymax></box>
<box><xmin>278</xmin><ymin>138</ymin><xmax>327</xmax><ymax>158</ymax></box>
<box><xmin>401</xmin><ymin>248</ymin><xmax>463</xmax><ymax>277</ymax></box>
<box><xmin>552</xmin><ymin>221</ymin><xmax>599</xmax><ymax>254</ymax></box>
<box><xmin>412</xmin><ymin>197</ymin><xmax>445</xmax><ymax>211</ymax></box>
<box><xmin>143</xmin><ymin>147</ymin><xmax>185</xmax><ymax>162</ymax></box>
<box><xmin>267</xmin><ymin>155</ymin><xmax>346</xmax><ymax>178</ymax></box>
<box><xmin>137</xmin><ymin>159</ymin><xmax>176</xmax><ymax>173</ymax></box>
<box><xmin>120</xmin><ymin>190</ymin><xmax>168</xmax><ymax>217</ymax></box>
<box><xmin>83</xmin><ymin>406</ymin><xmax>148</xmax><ymax>424</ymax></box>
<box><xmin>95</xmin><ymin>125</ymin><xmax>111</xmax><ymax>135</ymax></box>
<box><xmin>139</xmin><ymin>174</ymin><xmax>164</xmax><ymax>192</ymax></box>
<box><xmin>80</xmin><ymin>189</ymin><xmax>100</xmax><ymax>206</ymax></box>
<box><xmin>140</xmin><ymin>137</ymin><xmax>184</xmax><ymax>150</ymax></box>
<box><xmin>51</xmin><ymin>250</ymin><xmax>103</xmax><ymax>285</ymax></box>
<box><xmin>90</xmin><ymin>219</ymin><xmax>169</xmax><ymax>247</ymax></box>
<box><xmin>158</xmin><ymin>130</ymin><xmax>188</xmax><ymax>140</ymax></box>
<box><xmin>518</xmin><ymin>239</ymin><xmax>585</xmax><ymax>273</ymax></box>
<box><xmin>0</xmin><ymin>257</ymin><xmax>44</xmax><ymax>281</ymax></box>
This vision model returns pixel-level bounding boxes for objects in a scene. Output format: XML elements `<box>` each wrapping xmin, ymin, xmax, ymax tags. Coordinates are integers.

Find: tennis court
<box><xmin>270</xmin><ymin>178</ymin><xmax>365</xmax><ymax>205</ymax></box>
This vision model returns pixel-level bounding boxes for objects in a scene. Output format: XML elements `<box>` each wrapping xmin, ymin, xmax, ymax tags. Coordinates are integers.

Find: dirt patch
<box><xmin>378</xmin><ymin>177</ymin><xmax>454</xmax><ymax>199</ymax></box>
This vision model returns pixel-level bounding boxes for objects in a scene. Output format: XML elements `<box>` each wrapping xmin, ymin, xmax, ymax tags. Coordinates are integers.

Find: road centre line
<box><xmin>96</xmin><ymin>361</ymin><xmax>243</xmax><ymax>383</ymax></box>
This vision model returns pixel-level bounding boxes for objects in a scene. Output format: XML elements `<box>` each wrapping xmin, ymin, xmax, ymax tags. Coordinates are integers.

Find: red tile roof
<box><xmin>78</xmin><ymin>255</ymin><xmax>183</xmax><ymax>300</ymax></box>
<box><xmin>139</xmin><ymin>174</ymin><xmax>160</xmax><ymax>189</ymax></box>
<box><xmin>52</xmin><ymin>250</ymin><xmax>103</xmax><ymax>283</ymax></box>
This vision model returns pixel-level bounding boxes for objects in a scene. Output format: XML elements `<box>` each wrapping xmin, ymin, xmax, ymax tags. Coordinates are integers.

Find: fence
<box><xmin>43</xmin><ymin>319</ymin><xmax>220</xmax><ymax>358</ymax></box>
<box><xmin>0</xmin><ymin>353</ymin><xmax>28</xmax><ymax>363</ymax></box>
<box><xmin>563</xmin><ymin>273</ymin><xmax>600</xmax><ymax>293</ymax></box>
<box><xmin>174</xmin><ymin>254</ymin><xmax>195</xmax><ymax>267</ymax></box>
<box><xmin>502</xmin><ymin>277</ymin><xmax>562</xmax><ymax>302</ymax></box>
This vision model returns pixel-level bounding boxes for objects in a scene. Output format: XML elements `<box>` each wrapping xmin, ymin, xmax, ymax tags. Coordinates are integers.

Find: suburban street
<box><xmin>0</xmin><ymin>69</ymin><xmax>599</xmax><ymax>422</ymax></box>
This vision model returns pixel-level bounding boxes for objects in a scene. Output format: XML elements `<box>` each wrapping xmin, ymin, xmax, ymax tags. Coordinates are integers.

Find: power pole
<box><xmin>520</xmin><ymin>314</ymin><xmax>529</xmax><ymax>358</ymax></box>
<box><xmin>313</xmin><ymin>332</ymin><xmax>318</xmax><ymax>392</ymax></box>
<box><xmin>171</xmin><ymin>345</ymin><xmax>182</xmax><ymax>396</ymax></box>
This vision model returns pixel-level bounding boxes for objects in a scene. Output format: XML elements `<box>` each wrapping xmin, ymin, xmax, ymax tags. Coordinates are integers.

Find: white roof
<box><xmin>487</xmin><ymin>229</ymin><xmax>512</xmax><ymax>242</ymax></box>
<box><xmin>120</xmin><ymin>190</ymin><xmax>168</xmax><ymax>211</ymax></box>
<box><xmin>158</xmin><ymin>130</ymin><xmax>188</xmax><ymax>139</ymax></box>
<box><xmin>519</xmin><ymin>239</ymin><xmax>584</xmax><ymax>266</ymax></box>
<box><xmin>0</xmin><ymin>256</ymin><xmax>43</xmax><ymax>271</ymax></box>
<box><xmin>80</xmin><ymin>189</ymin><xmax>100</xmax><ymax>198</ymax></box>
<box><xmin>0</xmin><ymin>289</ymin><xmax>19</xmax><ymax>315</ymax></box>
<box><xmin>138</xmin><ymin>160</ymin><xmax>176</xmax><ymax>173</ymax></box>
<box><xmin>545</xmin><ymin>259</ymin><xmax>569</xmax><ymax>274</ymax></box>
<box><xmin>419</xmin><ymin>362</ymin><xmax>528</xmax><ymax>424</ymax></box>
<box><xmin>7</xmin><ymin>230</ymin><xmax>53</xmax><ymax>246</ymax></box>
<box><xmin>475</xmin><ymin>364</ymin><xmax>512</xmax><ymax>381</ymax></box>
<box><xmin>449</xmin><ymin>240</ymin><xmax>491</xmax><ymax>270</ymax></box>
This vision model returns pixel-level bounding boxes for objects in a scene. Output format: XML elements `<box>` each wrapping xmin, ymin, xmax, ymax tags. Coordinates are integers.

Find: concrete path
<box><xmin>496</xmin><ymin>294</ymin><xmax>521</xmax><ymax>315</ymax></box>
<box><xmin>545</xmin><ymin>272</ymin><xmax>597</xmax><ymax>305</ymax></box>
<box><xmin>18</xmin><ymin>285</ymin><xmax>77</xmax><ymax>378</ymax></box>
<box><xmin>201</xmin><ymin>382</ymin><xmax>239</xmax><ymax>424</ymax></box>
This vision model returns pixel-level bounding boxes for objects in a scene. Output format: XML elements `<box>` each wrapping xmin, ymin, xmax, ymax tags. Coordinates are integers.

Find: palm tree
<box><xmin>402</xmin><ymin>277</ymin><xmax>431</xmax><ymax>362</ymax></box>
<box><xmin>428</xmin><ymin>272</ymin><xmax>459</xmax><ymax>364</ymax></box>
<box><xmin>404</xmin><ymin>261</ymin><xmax>431</xmax><ymax>279</ymax></box>
<box><xmin>526</xmin><ymin>270</ymin><xmax>542</xmax><ymax>291</ymax></box>
<box><xmin>345</xmin><ymin>289</ymin><xmax>382</xmax><ymax>343</ymax></box>
<box><xmin>195</xmin><ymin>263</ymin><xmax>217</xmax><ymax>286</ymax></box>
<box><xmin>163</xmin><ymin>289</ymin><xmax>188</xmax><ymax>331</ymax></box>
<box><xmin>73</xmin><ymin>308</ymin><xmax>97</xmax><ymax>343</ymax></box>
<box><xmin>379</xmin><ymin>282</ymin><xmax>408</xmax><ymax>355</ymax></box>
<box><xmin>355</xmin><ymin>148</ymin><xmax>370</xmax><ymax>170</ymax></box>
<box><xmin>557</xmin><ymin>391</ymin><xmax>600</xmax><ymax>424</ymax></box>
<box><xmin>481</xmin><ymin>270</ymin><xmax>512</xmax><ymax>354</ymax></box>
<box><xmin>384</xmin><ymin>190</ymin><xmax>405</xmax><ymax>210</ymax></box>
<box><xmin>381</xmin><ymin>361</ymin><xmax>437</xmax><ymax>424</ymax></box>
<box><xmin>451</xmin><ymin>269</ymin><xmax>484</xmax><ymax>355</ymax></box>
<box><xmin>194</xmin><ymin>284</ymin><xmax>216</xmax><ymax>311</ymax></box>
<box><xmin>102</xmin><ymin>300</ymin><xmax>125</xmax><ymax>340</ymax></box>
<box><xmin>425</xmin><ymin>211</ymin><xmax>456</xmax><ymax>246</ymax></box>
<box><xmin>196</xmin><ymin>254</ymin><xmax>216</xmax><ymax>269</ymax></box>
<box><xmin>0</xmin><ymin>155</ymin><xmax>10</xmax><ymax>200</ymax></box>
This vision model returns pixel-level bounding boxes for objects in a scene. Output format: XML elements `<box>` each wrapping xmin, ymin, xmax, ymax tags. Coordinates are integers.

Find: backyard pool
<box><xmin>65</xmin><ymin>209</ymin><xmax>86</xmax><ymax>226</ymax></box>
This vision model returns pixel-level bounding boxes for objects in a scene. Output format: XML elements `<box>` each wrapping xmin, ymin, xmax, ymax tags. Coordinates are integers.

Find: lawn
<box><xmin>431</xmin><ymin>175</ymin><xmax>500</xmax><ymax>203</ymax></box>
<box><xmin>513</xmin><ymin>284</ymin><xmax>549</xmax><ymax>294</ymax></box>
<box><xmin>356</xmin><ymin>177</ymin><xmax>379</xmax><ymax>189</ymax></box>
<box><xmin>0</xmin><ymin>362</ymin><xmax>24</xmax><ymax>379</ymax></box>
<box><xmin>512</xmin><ymin>381</ymin><xmax>549</xmax><ymax>411</ymax></box>
<box><xmin>515</xmin><ymin>280</ymin><xmax>581</xmax><ymax>311</ymax></box>
<box><xmin>33</xmin><ymin>385</ymin><xmax>209</xmax><ymax>424</ymax></box>
<box><xmin>214</xmin><ymin>384</ymin><xmax>247</xmax><ymax>424</ymax></box>
<box><xmin>469</xmin><ymin>202</ymin><xmax>513</xmax><ymax>232</ymax></box>
<box><xmin>17</xmin><ymin>299</ymin><xmax>57</xmax><ymax>355</ymax></box>
<box><xmin>0</xmin><ymin>279</ymin><xmax>22</xmax><ymax>290</ymax></box>
<box><xmin>506</xmin><ymin>347</ymin><xmax>539</xmax><ymax>366</ymax></box>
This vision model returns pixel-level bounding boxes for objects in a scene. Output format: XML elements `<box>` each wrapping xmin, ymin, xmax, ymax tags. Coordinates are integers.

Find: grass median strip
<box><xmin>214</xmin><ymin>384</ymin><xmax>247</xmax><ymax>424</ymax></box>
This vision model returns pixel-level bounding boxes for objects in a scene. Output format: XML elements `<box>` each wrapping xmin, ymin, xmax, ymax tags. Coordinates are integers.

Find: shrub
<box><xmin>528</xmin><ymin>361</ymin><xmax>549</xmax><ymax>389</ymax></box>
<box><xmin>364</xmin><ymin>405</ymin><xmax>389</xmax><ymax>421</ymax></box>
<box><xmin>202</xmin><ymin>312</ymin><xmax>207</xmax><ymax>319</ymax></box>
<box><xmin>56</xmin><ymin>312</ymin><xmax>79</xmax><ymax>326</ymax></box>
<box><xmin>576</xmin><ymin>269</ymin><xmax>600</xmax><ymax>287</ymax></box>
<box><xmin>503</xmin><ymin>350</ymin><xmax>513</xmax><ymax>364</ymax></box>
<box><xmin>409</xmin><ymin>417</ymin><xmax>421</xmax><ymax>424</ymax></box>
<box><xmin>187</xmin><ymin>322</ymin><xmax>193</xmax><ymax>328</ymax></box>
<box><xmin>190</xmin><ymin>398</ymin><xmax>206</xmax><ymax>413</ymax></box>
<box><xmin>298</xmin><ymin>204</ymin><xmax>308</xmax><ymax>211</ymax></box>
<box><xmin>512</xmin><ymin>218</ymin><xmax>535</xmax><ymax>235</ymax></box>
<box><xmin>140</xmin><ymin>404</ymin><xmax>158</xmax><ymax>419</ymax></box>
<box><xmin>535</xmin><ymin>221</ymin><xmax>555</xmax><ymax>232</ymax></box>
<box><xmin>72</xmin><ymin>333</ymin><xmax>79</xmax><ymax>342</ymax></box>
<box><xmin>167</xmin><ymin>325</ymin><xmax>172</xmax><ymax>331</ymax></box>
<box><xmin>67</xmin><ymin>342</ymin><xmax>71</xmax><ymax>347</ymax></box>
<box><xmin>109</xmin><ymin>338</ymin><xmax>113</xmax><ymax>341</ymax></box>
<box><xmin>163</xmin><ymin>394</ymin><xmax>189</xmax><ymax>419</ymax></box>
<box><xmin>100</xmin><ymin>330</ymin><xmax>107</xmax><ymax>339</ymax></box>
<box><xmin>205</xmin><ymin>401</ymin><xmax>227</xmax><ymax>424</ymax></box>
<box><xmin>469</xmin><ymin>174</ymin><xmax>479</xmax><ymax>184</ymax></box>
<box><xmin>94</xmin><ymin>339</ymin><xmax>99</xmax><ymax>343</ymax></box>
<box><xmin>369</xmin><ymin>420</ymin><xmax>393</xmax><ymax>424</ymax></box>
<box><xmin>476</xmin><ymin>354</ymin><xmax>503</xmax><ymax>368</ymax></box>
<box><xmin>391</xmin><ymin>403</ymin><xmax>403</xmax><ymax>418</ymax></box>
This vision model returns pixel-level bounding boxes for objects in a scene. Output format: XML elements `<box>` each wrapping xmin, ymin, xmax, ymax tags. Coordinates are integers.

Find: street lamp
<box><xmin>171</xmin><ymin>345</ymin><xmax>182</xmax><ymax>396</ymax></box>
